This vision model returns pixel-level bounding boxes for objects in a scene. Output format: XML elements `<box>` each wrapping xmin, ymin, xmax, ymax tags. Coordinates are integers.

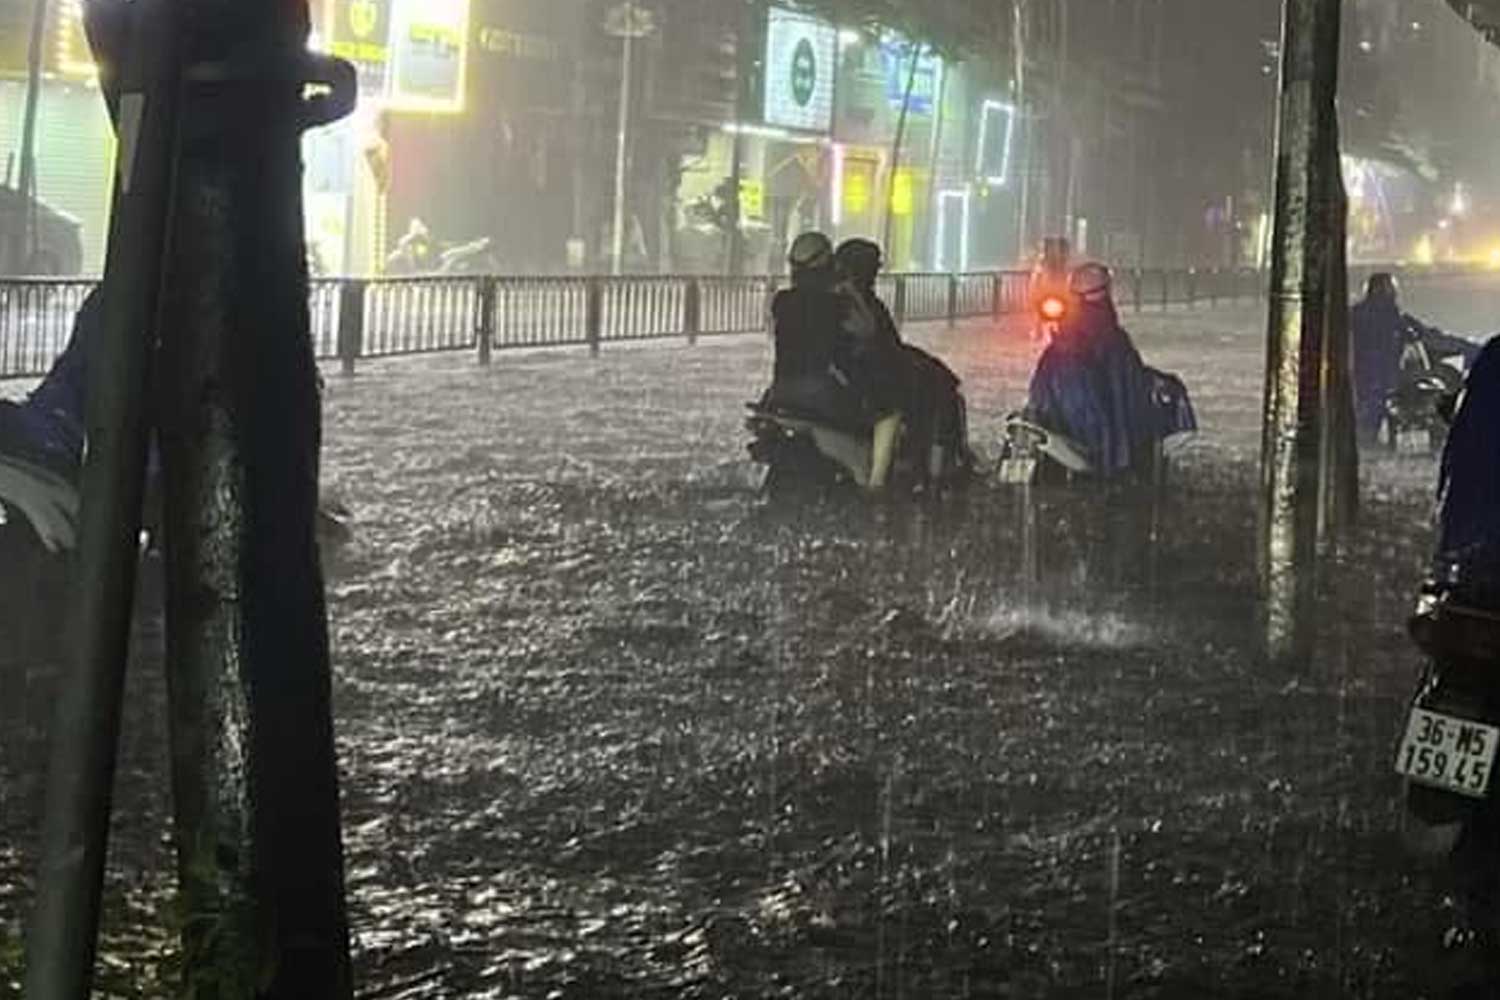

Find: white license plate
<box><xmin>999</xmin><ymin>457</ymin><xmax>1037</xmax><ymax>484</ymax></box>
<box><xmin>1395</xmin><ymin>708</ymin><xmax>1500</xmax><ymax>798</ymax></box>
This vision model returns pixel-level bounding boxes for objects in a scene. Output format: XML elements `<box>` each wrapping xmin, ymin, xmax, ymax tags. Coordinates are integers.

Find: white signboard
<box><xmin>763</xmin><ymin>7</ymin><xmax>836</xmax><ymax>134</ymax></box>
<box><xmin>388</xmin><ymin>0</ymin><xmax>471</xmax><ymax>112</ymax></box>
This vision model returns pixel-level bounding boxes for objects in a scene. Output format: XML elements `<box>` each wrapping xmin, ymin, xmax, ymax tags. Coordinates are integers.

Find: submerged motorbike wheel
<box><xmin>760</xmin><ymin>436</ymin><xmax>855</xmax><ymax>500</ymax></box>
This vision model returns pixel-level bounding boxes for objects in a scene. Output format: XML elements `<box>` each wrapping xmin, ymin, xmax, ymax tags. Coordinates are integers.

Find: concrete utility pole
<box><xmin>605</xmin><ymin>2</ymin><xmax>654</xmax><ymax>276</ymax></box>
<box><xmin>1260</xmin><ymin>0</ymin><xmax>1355</xmax><ymax>663</ymax></box>
<box><xmin>1014</xmin><ymin>0</ymin><xmax>1032</xmax><ymax>261</ymax></box>
<box><xmin>25</xmin><ymin>1</ymin><xmax>184</xmax><ymax>992</ymax></box>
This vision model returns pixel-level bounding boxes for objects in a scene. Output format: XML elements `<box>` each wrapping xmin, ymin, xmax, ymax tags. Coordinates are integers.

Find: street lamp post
<box><xmin>9</xmin><ymin>0</ymin><xmax>48</xmax><ymax>274</ymax></box>
<box><xmin>605</xmin><ymin>2</ymin><xmax>655</xmax><ymax>276</ymax></box>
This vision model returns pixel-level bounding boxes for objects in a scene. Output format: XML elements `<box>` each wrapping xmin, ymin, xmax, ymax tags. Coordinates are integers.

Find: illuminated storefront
<box><xmin>0</xmin><ymin>0</ymin><xmax>114</xmax><ymax>273</ymax></box>
<box><xmin>307</xmin><ymin>0</ymin><xmax>476</xmax><ymax>273</ymax></box>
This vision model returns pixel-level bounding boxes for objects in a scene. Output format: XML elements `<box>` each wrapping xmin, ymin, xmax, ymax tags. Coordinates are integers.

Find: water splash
<box><xmin>981</xmin><ymin>601</ymin><xmax>1153</xmax><ymax>650</ymax></box>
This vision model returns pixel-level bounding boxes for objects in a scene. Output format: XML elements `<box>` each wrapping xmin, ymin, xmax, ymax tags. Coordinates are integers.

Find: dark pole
<box><xmin>1013</xmin><ymin>0</ymin><xmax>1032</xmax><ymax>262</ymax></box>
<box><xmin>727</xmin><ymin>0</ymin><xmax>756</xmax><ymax>276</ymax></box>
<box><xmin>24</xmin><ymin>0</ymin><xmax>184</xmax><ymax>994</ymax></box>
<box><xmin>9</xmin><ymin>0</ymin><xmax>48</xmax><ymax>273</ymax></box>
<box><xmin>1260</xmin><ymin>0</ymin><xmax>1343</xmax><ymax>663</ymax></box>
<box><xmin>154</xmin><ymin>0</ymin><xmax>354</xmax><ymax>991</ymax></box>
<box><xmin>881</xmin><ymin>41</ymin><xmax>923</xmax><ymax>260</ymax></box>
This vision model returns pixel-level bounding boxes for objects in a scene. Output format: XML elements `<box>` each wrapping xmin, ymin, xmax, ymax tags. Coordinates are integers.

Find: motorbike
<box><xmin>385</xmin><ymin>220</ymin><xmax>436</xmax><ymax>276</ymax></box>
<box><xmin>438</xmin><ymin>237</ymin><xmax>499</xmax><ymax>276</ymax></box>
<box><xmin>997</xmin><ymin>413</ymin><xmax>1096</xmax><ymax>485</ymax></box>
<box><xmin>1003</xmin><ymin>287</ymin><xmax>1194</xmax><ymax>486</ymax></box>
<box><xmin>1383</xmin><ymin>335</ymin><xmax>1469</xmax><ymax>456</ymax></box>
<box><xmin>745</xmin><ymin>385</ymin><xmax>974</xmax><ymax>498</ymax></box>
<box><xmin>1398</xmin><ymin>561</ymin><xmax>1500</xmax><ymax>866</ymax></box>
<box><xmin>386</xmin><ymin>218</ymin><xmax>499</xmax><ymax>277</ymax></box>
<box><xmin>0</xmin><ymin>452</ymin><xmax>77</xmax><ymax>553</ymax></box>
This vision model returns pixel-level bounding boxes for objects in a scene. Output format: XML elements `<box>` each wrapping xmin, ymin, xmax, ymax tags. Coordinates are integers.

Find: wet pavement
<box><xmin>2</xmin><ymin>281</ymin><xmax>1497</xmax><ymax>997</ymax></box>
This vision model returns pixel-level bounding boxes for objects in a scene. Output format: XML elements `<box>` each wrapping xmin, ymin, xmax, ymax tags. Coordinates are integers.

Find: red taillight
<box><xmin>1040</xmin><ymin>296</ymin><xmax>1067</xmax><ymax>321</ymax></box>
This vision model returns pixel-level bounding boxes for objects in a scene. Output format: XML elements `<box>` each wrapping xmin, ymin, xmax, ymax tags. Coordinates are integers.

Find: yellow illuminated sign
<box><xmin>350</xmin><ymin>0</ymin><xmax>380</xmax><ymax>38</ymax></box>
<box><xmin>325</xmin><ymin>0</ymin><xmax>393</xmax><ymax>97</ymax></box>
<box><xmin>843</xmin><ymin>171</ymin><xmax>870</xmax><ymax>215</ymax></box>
<box><xmin>739</xmin><ymin>179</ymin><xmax>765</xmax><ymax>219</ymax></box>
<box><xmin>889</xmin><ymin>169</ymin><xmax>915</xmax><ymax>217</ymax></box>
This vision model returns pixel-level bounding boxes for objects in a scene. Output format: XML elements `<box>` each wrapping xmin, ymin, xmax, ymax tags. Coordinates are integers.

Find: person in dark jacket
<box><xmin>1435</xmin><ymin>336</ymin><xmax>1500</xmax><ymax>575</ymax></box>
<box><xmin>1353</xmin><ymin>272</ymin><xmax>1481</xmax><ymax>443</ymax></box>
<box><xmin>834</xmin><ymin>238</ymin><xmax>973</xmax><ymax>482</ymax></box>
<box><xmin>0</xmin><ymin>291</ymin><xmax>102</xmax><ymax>550</ymax></box>
<box><xmin>767</xmin><ymin>232</ymin><xmax>862</xmax><ymax>421</ymax></box>
<box><xmin>0</xmin><ymin>289</ymin><xmax>98</xmax><ymax>478</ymax></box>
<box><xmin>765</xmin><ymin>231</ymin><xmax>902</xmax><ymax>488</ymax></box>
<box><xmin>1025</xmin><ymin>263</ymin><xmax>1182</xmax><ymax>478</ymax></box>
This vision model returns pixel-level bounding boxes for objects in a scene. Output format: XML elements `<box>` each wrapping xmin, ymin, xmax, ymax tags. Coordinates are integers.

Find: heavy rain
<box><xmin>5</xmin><ymin>1</ymin><xmax>1500</xmax><ymax>998</ymax></box>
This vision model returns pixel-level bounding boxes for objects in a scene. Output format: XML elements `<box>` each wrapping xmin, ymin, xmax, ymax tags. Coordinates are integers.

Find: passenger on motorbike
<box><xmin>1353</xmin><ymin>272</ymin><xmax>1481</xmax><ymax>444</ymax></box>
<box><xmin>766</xmin><ymin>232</ymin><xmax>903</xmax><ymax>488</ymax></box>
<box><xmin>834</xmin><ymin>238</ymin><xmax>974</xmax><ymax>483</ymax></box>
<box><xmin>1434</xmin><ymin>338</ymin><xmax>1500</xmax><ymax>586</ymax></box>
<box><xmin>1023</xmin><ymin>263</ymin><xmax>1179</xmax><ymax>479</ymax></box>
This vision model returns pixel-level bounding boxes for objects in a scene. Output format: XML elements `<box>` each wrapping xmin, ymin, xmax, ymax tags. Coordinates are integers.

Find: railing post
<box><xmin>1207</xmin><ymin>268</ymin><xmax>1218</xmax><ymax>308</ymax></box>
<box><xmin>336</xmin><ymin>278</ymin><xmax>365</xmax><ymax>377</ymax></box>
<box><xmin>991</xmin><ymin>273</ymin><xmax>1003</xmax><ymax>321</ymax></box>
<box><xmin>1186</xmin><ymin>268</ymin><xmax>1197</xmax><ymax>309</ymax></box>
<box><xmin>947</xmin><ymin>273</ymin><xmax>959</xmax><ymax>328</ymax></box>
<box><xmin>684</xmin><ymin>278</ymin><xmax>701</xmax><ymax>345</ymax></box>
<box><xmin>1160</xmin><ymin>269</ymin><xmax>1170</xmax><ymax>311</ymax></box>
<box><xmin>476</xmin><ymin>276</ymin><xmax>496</xmax><ymax>366</ymax></box>
<box><xmin>587</xmin><ymin>276</ymin><xmax>604</xmax><ymax>357</ymax></box>
<box><xmin>894</xmin><ymin>275</ymin><xmax>908</xmax><ymax>330</ymax></box>
<box><xmin>1131</xmin><ymin>267</ymin><xmax>1143</xmax><ymax>313</ymax></box>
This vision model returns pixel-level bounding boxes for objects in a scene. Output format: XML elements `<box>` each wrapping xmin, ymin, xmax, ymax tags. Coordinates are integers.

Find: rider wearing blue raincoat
<box><xmin>1353</xmin><ymin>272</ymin><xmax>1481</xmax><ymax>443</ymax></box>
<box><xmin>1025</xmin><ymin>263</ymin><xmax>1195</xmax><ymax>478</ymax></box>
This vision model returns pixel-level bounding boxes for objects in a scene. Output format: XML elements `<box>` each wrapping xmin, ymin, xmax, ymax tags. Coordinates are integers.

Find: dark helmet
<box><xmin>788</xmin><ymin>231</ymin><xmax>835</xmax><ymax>273</ymax></box>
<box><xmin>1069</xmin><ymin>261</ymin><xmax>1113</xmax><ymax>305</ymax></box>
<box><xmin>1366</xmin><ymin>272</ymin><xmax>1399</xmax><ymax>302</ymax></box>
<box><xmin>835</xmin><ymin>238</ymin><xmax>884</xmax><ymax>284</ymax></box>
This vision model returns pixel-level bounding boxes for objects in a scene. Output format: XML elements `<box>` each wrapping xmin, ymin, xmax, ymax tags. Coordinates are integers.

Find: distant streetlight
<box><xmin>604</xmin><ymin>2</ymin><xmax>655</xmax><ymax>276</ymax></box>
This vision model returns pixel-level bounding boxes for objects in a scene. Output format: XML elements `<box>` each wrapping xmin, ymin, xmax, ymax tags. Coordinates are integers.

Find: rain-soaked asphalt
<box><xmin>4</xmin><ymin>278</ymin><xmax>1500</xmax><ymax>998</ymax></box>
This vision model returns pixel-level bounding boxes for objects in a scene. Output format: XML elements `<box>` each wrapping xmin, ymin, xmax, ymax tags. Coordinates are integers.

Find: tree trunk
<box><xmin>156</xmin><ymin>0</ymin><xmax>352</xmax><ymax>992</ymax></box>
<box><xmin>1260</xmin><ymin>0</ymin><xmax>1344</xmax><ymax>665</ymax></box>
<box><xmin>1319</xmin><ymin>120</ymin><xmax>1359</xmax><ymax>543</ymax></box>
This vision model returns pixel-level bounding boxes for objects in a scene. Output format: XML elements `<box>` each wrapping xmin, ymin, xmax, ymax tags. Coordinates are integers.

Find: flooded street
<box><xmin>2</xmin><ymin>284</ymin><xmax>1494</xmax><ymax>997</ymax></box>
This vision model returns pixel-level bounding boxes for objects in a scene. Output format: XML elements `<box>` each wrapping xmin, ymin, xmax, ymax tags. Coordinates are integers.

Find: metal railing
<box><xmin>0</xmin><ymin>267</ymin><xmax>1273</xmax><ymax>379</ymax></box>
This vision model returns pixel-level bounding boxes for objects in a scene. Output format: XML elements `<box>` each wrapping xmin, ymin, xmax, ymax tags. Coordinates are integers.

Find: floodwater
<box><xmin>2</xmin><ymin>279</ymin><xmax>1496</xmax><ymax>997</ymax></box>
